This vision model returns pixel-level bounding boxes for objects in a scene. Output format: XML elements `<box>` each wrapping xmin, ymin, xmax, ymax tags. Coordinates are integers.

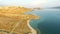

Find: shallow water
<box><xmin>27</xmin><ymin>9</ymin><xmax>60</xmax><ymax>34</ymax></box>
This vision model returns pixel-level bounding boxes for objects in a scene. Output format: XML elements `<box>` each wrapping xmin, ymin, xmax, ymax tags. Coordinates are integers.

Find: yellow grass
<box><xmin>0</xmin><ymin>6</ymin><xmax>39</xmax><ymax>34</ymax></box>
<box><xmin>0</xmin><ymin>6</ymin><xmax>32</xmax><ymax>14</ymax></box>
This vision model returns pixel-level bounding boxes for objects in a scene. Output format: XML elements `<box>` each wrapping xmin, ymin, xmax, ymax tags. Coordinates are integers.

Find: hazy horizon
<box><xmin>0</xmin><ymin>0</ymin><xmax>60</xmax><ymax>8</ymax></box>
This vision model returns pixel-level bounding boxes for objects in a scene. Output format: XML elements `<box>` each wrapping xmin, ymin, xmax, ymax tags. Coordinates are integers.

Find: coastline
<box><xmin>27</xmin><ymin>20</ymin><xmax>37</xmax><ymax>34</ymax></box>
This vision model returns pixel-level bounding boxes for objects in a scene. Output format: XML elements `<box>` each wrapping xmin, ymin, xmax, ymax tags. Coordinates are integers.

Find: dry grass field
<box><xmin>0</xmin><ymin>6</ymin><xmax>39</xmax><ymax>34</ymax></box>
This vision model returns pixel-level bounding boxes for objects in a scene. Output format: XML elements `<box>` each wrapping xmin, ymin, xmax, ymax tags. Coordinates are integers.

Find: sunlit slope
<box><xmin>0</xmin><ymin>6</ymin><xmax>32</xmax><ymax>14</ymax></box>
<box><xmin>0</xmin><ymin>6</ymin><xmax>39</xmax><ymax>34</ymax></box>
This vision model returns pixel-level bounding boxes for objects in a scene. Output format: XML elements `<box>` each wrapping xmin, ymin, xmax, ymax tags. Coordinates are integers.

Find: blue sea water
<box><xmin>27</xmin><ymin>9</ymin><xmax>60</xmax><ymax>34</ymax></box>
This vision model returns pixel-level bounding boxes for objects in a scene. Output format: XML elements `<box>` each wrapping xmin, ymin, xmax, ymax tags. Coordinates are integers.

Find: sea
<box><xmin>26</xmin><ymin>9</ymin><xmax>60</xmax><ymax>34</ymax></box>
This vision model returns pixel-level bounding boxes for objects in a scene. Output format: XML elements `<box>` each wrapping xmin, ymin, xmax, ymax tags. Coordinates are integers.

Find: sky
<box><xmin>0</xmin><ymin>0</ymin><xmax>60</xmax><ymax>8</ymax></box>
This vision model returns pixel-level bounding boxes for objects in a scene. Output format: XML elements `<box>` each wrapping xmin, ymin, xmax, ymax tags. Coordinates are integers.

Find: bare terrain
<box><xmin>0</xmin><ymin>6</ymin><xmax>39</xmax><ymax>34</ymax></box>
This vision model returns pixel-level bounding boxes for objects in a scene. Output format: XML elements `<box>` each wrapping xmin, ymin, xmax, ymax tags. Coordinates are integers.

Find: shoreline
<box><xmin>27</xmin><ymin>20</ymin><xmax>37</xmax><ymax>34</ymax></box>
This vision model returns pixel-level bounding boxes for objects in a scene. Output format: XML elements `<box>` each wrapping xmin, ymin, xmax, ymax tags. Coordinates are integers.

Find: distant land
<box><xmin>49</xmin><ymin>6</ymin><xmax>60</xmax><ymax>9</ymax></box>
<box><xmin>32</xmin><ymin>7</ymin><xmax>41</xmax><ymax>11</ymax></box>
<box><xmin>53</xmin><ymin>7</ymin><xmax>60</xmax><ymax>8</ymax></box>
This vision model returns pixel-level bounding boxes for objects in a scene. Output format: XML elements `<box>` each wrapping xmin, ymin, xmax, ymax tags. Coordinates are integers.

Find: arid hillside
<box><xmin>0</xmin><ymin>6</ymin><xmax>39</xmax><ymax>34</ymax></box>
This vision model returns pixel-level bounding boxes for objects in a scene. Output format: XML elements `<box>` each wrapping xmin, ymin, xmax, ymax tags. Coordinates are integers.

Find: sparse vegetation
<box><xmin>0</xmin><ymin>6</ymin><xmax>39</xmax><ymax>34</ymax></box>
